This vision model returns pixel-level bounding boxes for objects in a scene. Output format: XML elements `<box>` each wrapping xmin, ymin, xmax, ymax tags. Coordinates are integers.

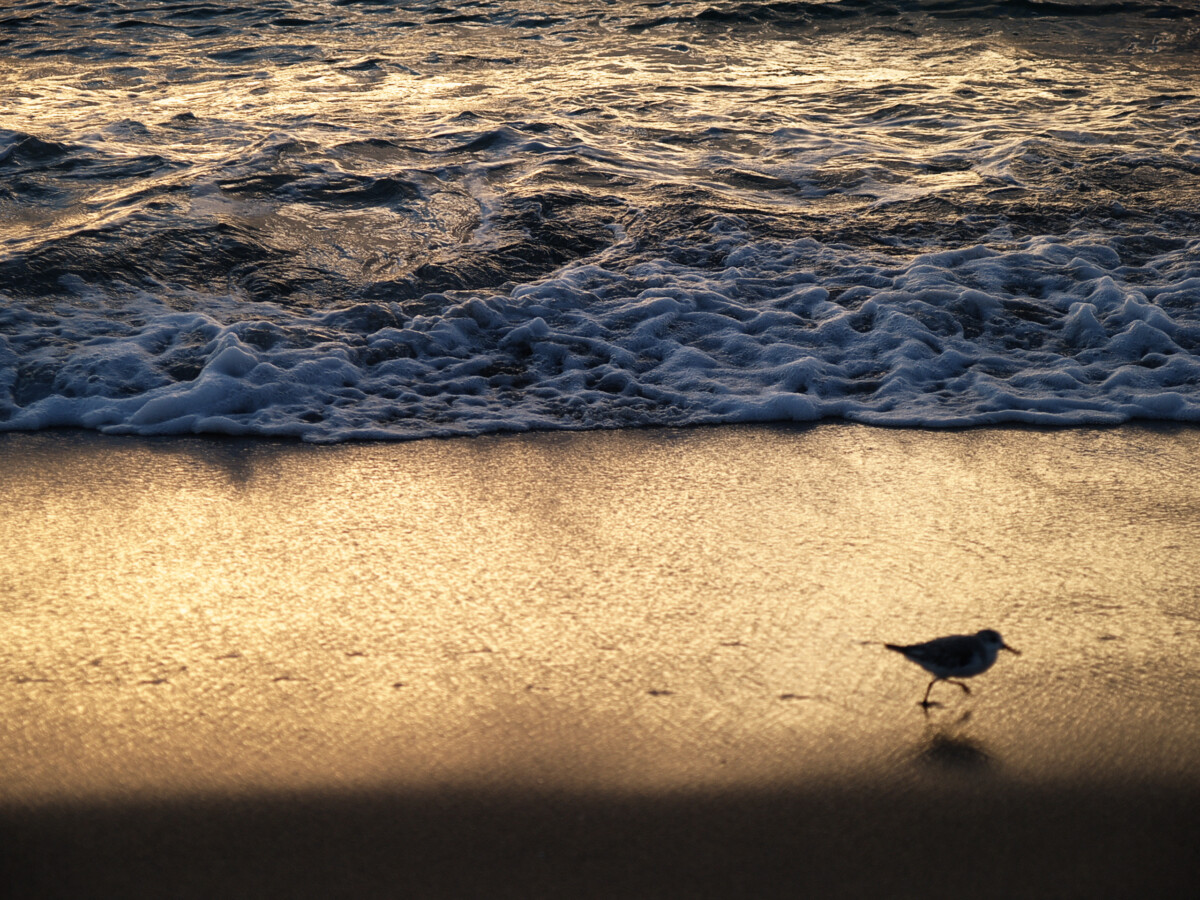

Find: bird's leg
<box><xmin>948</xmin><ymin>680</ymin><xmax>971</xmax><ymax>695</ymax></box>
<box><xmin>920</xmin><ymin>678</ymin><xmax>938</xmax><ymax>708</ymax></box>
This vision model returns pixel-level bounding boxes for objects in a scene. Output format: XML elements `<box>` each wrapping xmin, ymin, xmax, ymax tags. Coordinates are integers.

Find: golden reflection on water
<box><xmin>2</xmin><ymin>425</ymin><xmax>1200</xmax><ymax>803</ymax></box>
<box><xmin>4</xmin><ymin>19</ymin><xmax>1183</xmax><ymax>287</ymax></box>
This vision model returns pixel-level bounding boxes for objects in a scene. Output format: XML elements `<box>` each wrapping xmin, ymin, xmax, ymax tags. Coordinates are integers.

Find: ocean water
<box><xmin>2</xmin><ymin>1</ymin><xmax>1199</xmax><ymax>441</ymax></box>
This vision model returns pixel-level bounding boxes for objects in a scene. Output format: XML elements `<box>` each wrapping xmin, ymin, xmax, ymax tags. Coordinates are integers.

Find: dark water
<box><xmin>2</xmin><ymin>1</ymin><xmax>1199</xmax><ymax>439</ymax></box>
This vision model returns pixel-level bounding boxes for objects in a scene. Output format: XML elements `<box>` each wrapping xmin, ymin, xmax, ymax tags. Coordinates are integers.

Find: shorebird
<box><xmin>886</xmin><ymin>629</ymin><xmax>1020</xmax><ymax>708</ymax></box>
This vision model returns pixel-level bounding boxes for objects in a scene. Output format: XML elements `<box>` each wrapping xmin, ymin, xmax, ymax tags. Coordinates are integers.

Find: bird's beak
<box><xmin>1002</xmin><ymin>643</ymin><xmax>1021</xmax><ymax>656</ymax></box>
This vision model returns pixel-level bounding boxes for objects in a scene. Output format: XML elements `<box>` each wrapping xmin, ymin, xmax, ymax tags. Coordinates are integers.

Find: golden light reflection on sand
<box><xmin>2</xmin><ymin>425</ymin><xmax>1200</xmax><ymax>804</ymax></box>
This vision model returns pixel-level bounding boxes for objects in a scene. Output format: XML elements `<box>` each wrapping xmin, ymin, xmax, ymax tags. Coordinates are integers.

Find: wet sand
<box><xmin>3</xmin><ymin>424</ymin><xmax>1200</xmax><ymax>897</ymax></box>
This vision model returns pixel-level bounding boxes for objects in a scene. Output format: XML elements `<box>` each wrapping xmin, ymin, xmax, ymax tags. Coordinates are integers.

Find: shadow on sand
<box><xmin>915</xmin><ymin>710</ymin><xmax>995</xmax><ymax>774</ymax></box>
<box><xmin>4</xmin><ymin>778</ymin><xmax>1199</xmax><ymax>899</ymax></box>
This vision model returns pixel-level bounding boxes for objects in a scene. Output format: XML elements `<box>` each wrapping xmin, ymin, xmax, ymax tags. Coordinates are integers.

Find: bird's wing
<box><xmin>909</xmin><ymin>635</ymin><xmax>978</xmax><ymax>668</ymax></box>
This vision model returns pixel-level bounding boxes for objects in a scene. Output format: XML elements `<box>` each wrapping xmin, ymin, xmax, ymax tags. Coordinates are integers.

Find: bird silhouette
<box><xmin>886</xmin><ymin>629</ymin><xmax>1020</xmax><ymax>708</ymax></box>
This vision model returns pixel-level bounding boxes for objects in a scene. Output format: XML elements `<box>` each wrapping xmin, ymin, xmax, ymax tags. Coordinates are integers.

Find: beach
<box><xmin>3</xmin><ymin>423</ymin><xmax>1199</xmax><ymax>897</ymax></box>
<box><xmin>5</xmin><ymin>1</ymin><xmax>1200</xmax><ymax>894</ymax></box>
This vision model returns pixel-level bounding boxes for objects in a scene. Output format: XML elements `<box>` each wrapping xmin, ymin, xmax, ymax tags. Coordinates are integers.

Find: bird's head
<box><xmin>977</xmin><ymin>629</ymin><xmax>1020</xmax><ymax>656</ymax></box>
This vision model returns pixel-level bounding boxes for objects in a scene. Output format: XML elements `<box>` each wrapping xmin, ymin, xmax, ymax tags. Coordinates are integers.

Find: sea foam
<box><xmin>2</xmin><ymin>0</ymin><xmax>1199</xmax><ymax>441</ymax></box>
<box><xmin>3</xmin><ymin>229</ymin><xmax>1198</xmax><ymax>441</ymax></box>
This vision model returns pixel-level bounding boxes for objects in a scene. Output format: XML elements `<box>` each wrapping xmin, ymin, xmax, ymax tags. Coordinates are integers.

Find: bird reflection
<box><xmin>915</xmin><ymin>711</ymin><xmax>994</xmax><ymax>773</ymax></box>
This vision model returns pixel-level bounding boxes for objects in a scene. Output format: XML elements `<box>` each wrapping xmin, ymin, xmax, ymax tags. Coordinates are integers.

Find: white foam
<box><xmin>3</xmin><ymin>229</ymin><xmax>1199</xmax><ymax>441</ymax></box>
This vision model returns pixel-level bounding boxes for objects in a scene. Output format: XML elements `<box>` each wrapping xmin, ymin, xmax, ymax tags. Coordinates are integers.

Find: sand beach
<box><xmin>2</xmin><ymin>423</ymin><xmax>1200</xmax><ymax>897</ymax></box>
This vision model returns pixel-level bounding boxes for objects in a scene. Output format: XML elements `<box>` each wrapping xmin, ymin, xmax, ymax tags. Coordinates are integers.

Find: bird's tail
<box><xmin>860</xmin><ymin>640</ymin><xmax>904</xmax><ymax>652</ymax></box>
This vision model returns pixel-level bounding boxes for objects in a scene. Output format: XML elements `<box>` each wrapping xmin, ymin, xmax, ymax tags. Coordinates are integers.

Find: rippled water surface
<box><xmin>3</xmin><ymin>1</ymin><xmax>1200</xmax><ymax>439</ymax></box>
